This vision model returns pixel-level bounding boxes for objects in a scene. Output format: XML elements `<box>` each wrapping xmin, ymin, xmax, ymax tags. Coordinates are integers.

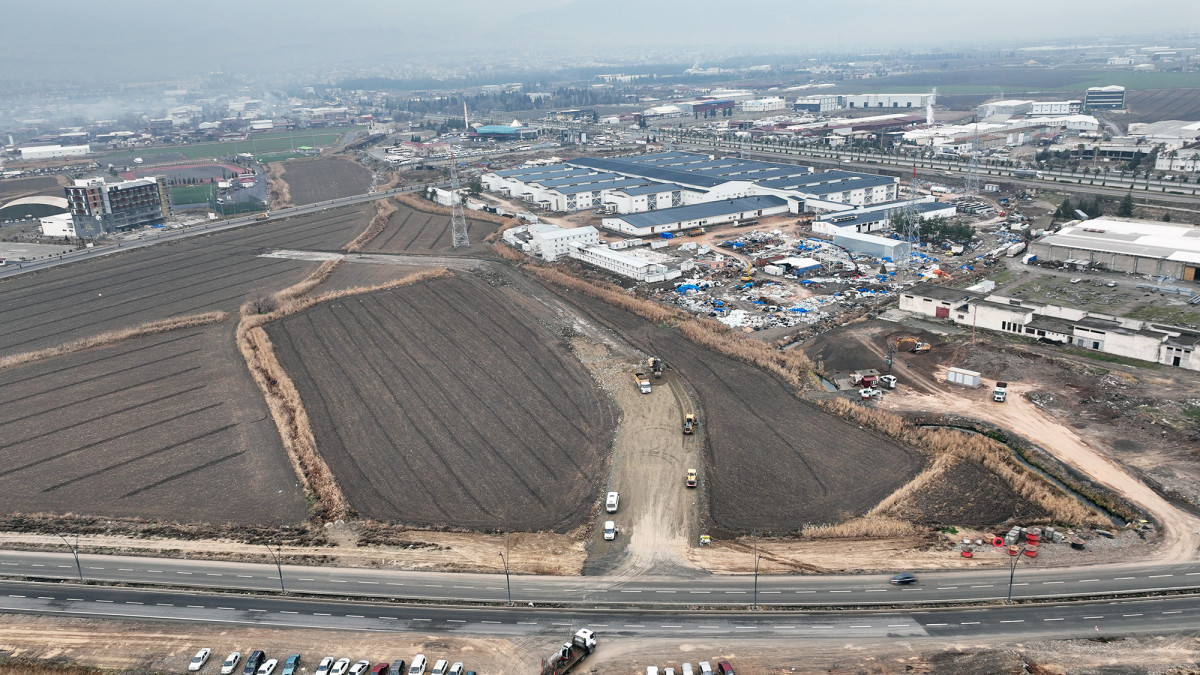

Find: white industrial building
<box><xmin>899</xmin><ymin>282</ymin><xmax>1200</xmax><ymax>371</ymax></box>
<box><xmin>792</xmin><ymin>96</ymin><xmax>841</xmax><ymax>113</ymax></box>
<box><xmin>502</xmin><ymin>223</ymin><xmax>600</xmax><ymax>261</ymax></box>
<box><xmin>844</xmin><ymin>93</ymin><xmax>934</xmax><ymax>110</ymax></box>
<box><xmin>569</xmin><ymin>244</ymin><xmax>694</xmax><ymax>282</ymax></box>
<box><xmin>1156</xmin><ymin>145</ymin><xmax>1200</xmax><ymax>172</ymax></box>
<box><xmin>832</xmin><ymin>230</ymin><xmax>911</xmax><ymax>261</ymax></box>
<box><xmin>741</xmin><ymin>97</ymin><xmax>787</xmax><ymax>113</ymax></box>
<box><xmin>39</xmin><ymin>213</ymin><xmax>77</xmax><ymax>237</ymax></box>
<box><xmin>603</xmin><ymin>183</ymin><xmax>685</xmax><ymax>214</ymax></box>
<box><xmin>1031</xmin><ymin>100</ymin><xmax>1083</xmax><ymax>116</ymax></box>
<box><xmin>1128</xmin><ymin>120</ymin><xmax>1200</xmax><ymax>149</ymax></box>
<box><xmin>19</xmin><ymin>144</ymin><xmax>90</xmax><ymax>160</ymax></box>
<box><xmin>1029</xmin><ymin>218</ymin><xmax>1200</xmax><ymax>281</ymax></box>
<box><xmin>601</xmin><ymin>196</ymin><xmax>790</xmax><ymax>236</ymax></box>
<box><xmin>811</xmin><ymin>199</ymin><xmax>956</xmax><ymax>235</ymax></box>
<box><xmin>977</xmin><ymin>100</ymin><xmax>1082</xmax><ymax>118</ymax></box>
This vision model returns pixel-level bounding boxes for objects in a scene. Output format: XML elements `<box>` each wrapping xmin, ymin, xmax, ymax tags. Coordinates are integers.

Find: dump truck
<box><xmin>683</xmin><ymin>413</ymin><xmax>696</xmax><ymax>435</ymax></box>
<box><xmin>539</xmin><ymin>629</ymin><xmax>597</xmax><ymax>675</ymax></box>
<box><xmin>634</xmin><ymin>372</ymin><xmax>652</xmax><ymax>394</ymax></box>
<box><xmin>649</xmin><ymin>357</ymin><xmax>663</xmax><ymax>378</ymax></box>
<box><xmin>993</xmin><ymin>381</ymin><xmax>1008</xmax><ymax>403</ymax></box>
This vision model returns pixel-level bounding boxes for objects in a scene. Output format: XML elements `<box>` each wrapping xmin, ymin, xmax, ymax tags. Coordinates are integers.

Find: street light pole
<box><xmin>753</xmin><ymin>532</ymin><xmax>760</xmax><ymax>610</ymax></box>
<box><xmin>499</xmin><ymin>552</ymin><xmax>512</xmax><ymax>606</ymax></box>
<box><xmin>263</xmin><ymin>543</ymin><xmax>285</xmax><ymax>593</ymax></box>
<box><xmin>56</xmin><ymin>534</ymin><xmax>82</xmax><ymax>582</ymax></box>
<box><xmin>1006</xmin><ymin>546</ymin><xmax>1027</xmax><ymax>604</ymax></box>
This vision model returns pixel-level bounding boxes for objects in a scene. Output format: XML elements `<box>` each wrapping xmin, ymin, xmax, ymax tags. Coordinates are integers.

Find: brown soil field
<box><xmin>1125</xmin><ymin>88</ymin><xmax>1200</xmax><ymax>125</ymax></box>
<box><xmin>0</xmin><ymin>324</ymin><xmax>306</xmax><ymax>524</ymax></box>
<box><xmin>546</xmin><ymin>284</ymin><xmax>924</xmax><ymax>534</ymax></box>
<box><xmin>266</xmin><ymin>273</ymin><xmax>618</xmax><ymax>531</ymax></box>
<box><xmin>275</xmin><ymin>158</ymin><xmax>371</xmax><ymax>206</ymax></box>
<box><xmin>0</xmin><ymin>205</ymin><xmax>374</xmax><ymax>357</ymax></box>
<box><xmin>899</xmin><ymin>455</ymin><xmax>1051</xmax><ymax>527</ymax></box>
<box><xmin>0</xmin><ymin>176</ymin><xmax>63</xmax><ymax>205</ymax></box>
<box><xmin>361</xmin><ymin>202</ymin><xmax>500</xmax><ymax>255</ymax></box>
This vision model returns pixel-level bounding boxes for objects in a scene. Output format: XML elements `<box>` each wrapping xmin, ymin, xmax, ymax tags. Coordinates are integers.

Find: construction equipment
<box><xmin>683</xmin><ymin>413</ymin><xmax>696</xmax><ymax>435</ymax></box>
<box><xmin>686</xmin><ymin>469</ymin><xmax>698</xmax><ymax>488</ymax></box>
<box><xmin>739</xmin><ymin>265</ymin><xmax>757</xmax><ymax>282</ymax></box>
<box><xmin>649</xmin><ymin>357</ymin><xmax>663</xmax><ymax>378</ymax></box>
<box><xmin>993</xmin><ymin>381</ymin><xmax>1008</xmax><ymax>403</ymax></box>
<box><xmin>634</xmin><ymin>372</ymin><xmax>652</xmax><ymax>394</ymax></box>
<box><xmin>896</xmin><ymin>337</ymin><xmax>931</xmax><ymax>353</ymax></box>
<box><xmin>911</xmin><ymin>342</ymin><xmax>931</xmax><ymax>353</ymax></box>
<box><xmin>539</xmin><ymin>629</ymin><xmax>597</xmax><ymax>675</ymax></box>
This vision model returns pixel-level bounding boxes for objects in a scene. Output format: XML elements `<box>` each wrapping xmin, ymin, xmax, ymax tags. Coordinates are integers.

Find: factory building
<box><xmin>1029</xmin><ymin>218</ymin><xmax>1200</xmax><ymax>281</ymax></box>
<box><xmin>899</xmin><ymin>282</ymin><xmax>1200</xmax><ymax>371</ymax></box>
<box><xmin>977</xmin><ymin>100</ymin><xmax>1033</xmax><ymax>118</ymax></box>
<box><xmin>832</xmin><ymin>230</ymin><xmax>911</xmax><ymax>261</ymax></box>
<box><xmin>1031</xmin><ymin>100</ymin><xmax>1083</xmax><ymax>116</ymax></box>
<box><xmin>19</xmin><ymin>144</ymin><xmax>90</xmax><ymax>160</ymax></box>
<box><xmin>792</xmin><ymin>96</ymin><xmax>842</xmax><ymax>113</ymax></box>
<box><xmin>1085</xmin><ymin>85</ymin><xmax>1126</xmax><ymax>109</ymax></box>
<box><xmin>39</xmin><ymin>213</ymin><xmax>78</xmax><ymax>238</ymax></box>
<box><xmin>603</xmin><ymin>183</ymin><xmax>685</xmax><ymax>214</ymax></box>
<box><xmin>65</xmin><ymin>177</ymin><xmax>166</xmax><ymax>235</ymax></box>
<box><xmin>740</xmin><ymin>97</ymin><xmax>787</xmax><ymax>113</ymax></box>
<box><xmin>844</xmin><ymin>93</ymin><xmax>935</xmax><ymax>110</ymax></box>
<box><xmin>569</xmin><ymin>244</ymin><xmax>694</xmax><ymax>282</ymax></box>
<box><xmin>600</xmin><ymin>196</ymin><xmax>790</xmax><ymax>237</ymax></box>
<box><xmin>811</xmin><ymin>200</ymin><xmax>956</xmax><ymax>235</ymax></box>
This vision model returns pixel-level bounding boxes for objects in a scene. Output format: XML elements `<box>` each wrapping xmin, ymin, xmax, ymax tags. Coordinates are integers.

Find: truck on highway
<box><xmin>1013</xmin><ymin>169</ymin><xmax>1042</xmax><ymax>179</ymax></box>
<box><xmin>993</xmin><ymin>381</ymin><xmax>1008</xmax><ymax>403</ymax></box>
<box><xmin>539</xmin><ymin>629</ymin><xmax>597</xmax><ymax>675</ymax></box>
<box><xmin>634</xmin><ymin>371</ymin><xmax>652</xmax><ymax>394</ymax></box>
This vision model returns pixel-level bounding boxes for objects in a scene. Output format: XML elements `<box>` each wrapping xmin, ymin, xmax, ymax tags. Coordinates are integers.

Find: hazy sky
<box><xmin>4</xmin><ymin>0</ymin><xmax>1197</xmax><ymax>83</ymax></box>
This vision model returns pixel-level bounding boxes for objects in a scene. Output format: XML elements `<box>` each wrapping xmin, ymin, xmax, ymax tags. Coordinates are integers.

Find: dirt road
<box><xmin>884</xmin><ymin>374</ymin><xmax>1200</xmax><ymax>563</ymax></box>
<box><xmin>572</xmin><ymin>340</ymin><xmax>704</xmax><ymax>577</ymax></box>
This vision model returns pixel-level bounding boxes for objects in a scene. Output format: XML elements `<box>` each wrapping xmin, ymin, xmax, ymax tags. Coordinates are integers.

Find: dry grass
<box><xmin>491</xmin><ymin>242</ymin><xmax>527</xmax><ymax>263</ymax></box>
<box><xmin>264</xmin><ymin>161</ymin><xmax>292</xmax><ymax>208</ymax></box>
<box><xmin>0</xmin><ymin>311</ymin><xmax>228</xmax><ymax>372</ymax></box>
<box><xmin>821</xmin><ymin>398</ymin><xmax>1106</xmax><ymax>527</ymax></box>
<box><xmin>236</xmin><ymin>264</ymin><xmax>453</xmax><ymax>522</ymax></box>
<box><xmin>801</xmin><ymin>514</ymin><xmax>922</xmax><ymax>539</ymax></box>
<box><xmin>344</xmin><ymin>197</ymin><xmax>397</xmax><ymax>253</ymax></box>
<box><xmin>0</xmin><ymin>661</ymin><xmax>100</xmax><ymax>675</ymax></box>
<box><xmin>529</xmin><ymin>265</ymin><xmax>815</xmax><ymax>391</ymax></box>
<box><xmin>392</xmin><ymin>192</ymin><xmax>511</xmax><ymax>226</ymax></box>
<box><xmin>482</xmin><ymin>220</ymin><xmax>523</xmax><ymax>245</ymax></box>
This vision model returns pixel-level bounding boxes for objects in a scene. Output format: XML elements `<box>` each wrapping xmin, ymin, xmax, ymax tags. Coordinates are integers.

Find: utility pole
<box><xmin>499</xmin><ymin>552</ymin><xmax>512</xmax><ymax>606</ymax></box>
<box><xmin>1006</xmin><ymin>546</ymin><xmax>1028</xmax><ymax>604</ymax></box>
<box><xmin>965</xmin><ymin>123</ymin><xmax>981</xmax><ymax>197</ymax></box>
<box><xmin>56</xmin><ymin>534</ymin><xmax>82</xmax><ymax>582</ymax></box>
<box><xmin>753</xmin><ymin>531</ymin><xmax>760</xmax><ymax>610</ymax></box>
<box><xmin>263</xmin><ymin>542</ymin><xmax>285</xmax><ymax>593</ymax></box>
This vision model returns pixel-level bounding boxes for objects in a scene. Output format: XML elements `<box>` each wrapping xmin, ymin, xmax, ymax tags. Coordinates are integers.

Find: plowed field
<box><xmin>0</xmin><ymin>204</ymin><xmax>373</xmax><ymax>357</ymax></box>
<box><xmin>550</xmin><ymin>287</ymin><xmax>924</xmax><ymax>533</ymax></box>
<box><xmin>0</xmin><ymin>325</ymin><xmax>305</xmax><ymax>523</ymax></box>
<box><xmin>361</xmin><ymin>202</ymin><xmax>499</xmax><ymax>254</ymax></box>
<box><xmin>267</xmin><ymin>274</ymin><xmax>617</xmax><ymax>531</ymax></box>
<box><xmin>277</xmin><ymin>158</ymin><xmax>372</xmax><ymax>206</ymax></box>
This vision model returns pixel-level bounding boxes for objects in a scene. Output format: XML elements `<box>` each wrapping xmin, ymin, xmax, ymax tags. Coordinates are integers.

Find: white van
<box><xmin>605</xmin><ymin>492</ymin><xmax>619</xmax><ymax>513</ymax></box>
<box><xmin>698</xmin><ymin>663</ymin><xmax>713</xmax><ymax>675</ymax></box>
<box><xmin>408</xmin><ymin>655</ymin><xmax>426</xmax><ymax>675</ymax></box>
<box><xmin>603</xmin><ymin>521</ymin><xmax>618</xmax><ymax>540</ymax></box>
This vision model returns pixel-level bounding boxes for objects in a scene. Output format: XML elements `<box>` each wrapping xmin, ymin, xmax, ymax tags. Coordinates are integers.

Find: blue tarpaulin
<box><xmin>660</xmin><ymin>232</ymin><xmax>674</xmax><ymax>239</ymax></box>
<box><xmin>789</xmin><ymin>307</ymin><xmax>809</xmax><ymax>313</ymax></box>
<box><xmin>676</xmin><ymin>284</ymin><xmax>700</xmax><ymax>293</ymax></box>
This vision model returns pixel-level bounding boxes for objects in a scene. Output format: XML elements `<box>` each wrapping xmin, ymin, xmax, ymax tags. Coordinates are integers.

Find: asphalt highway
<box><xmin>4</xmin><ymin>550</ymin><xmax>1200</xmax><ymax>607</ymax></box>
<box><xmin>0</xmin><ymin>579</ymin><xmax>1194</xmax><ymax>641</ymax></box>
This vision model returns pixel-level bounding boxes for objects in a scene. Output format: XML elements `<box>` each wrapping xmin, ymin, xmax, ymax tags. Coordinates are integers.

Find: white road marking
<box><xmin>518</xmin><ymin>621</ymin><xmax>539</xmax><ymax>625</ymax></box>
<box><xmin>927</xmin><ymin>623</ymin><xmax>948</xmax><ymax>626</ymax></box>
<box><xmin>625</xmin><ymin>624</ymin><xmax>645</xmax><ymax>628</ymax></box>
<box><xmin>1083</xmin><ymin>616</ymin><xmax>1104</xmax><ymax>619</ymax></box>
<box><xmin>1123</xmin><ymin>613</ymin><xmax>1143</xmax><ymax>617</ymax></box>
<box><xmin>829</xmin><ymin>590</ymin><xmax>851</xmax><ymax>593</ymax></box>
<box><xmin>412</xmin><ymin>618</ymin><xmax>430</xmax><ymax>622</ymax></box>
<box><xmin>186</xmin><ymin>605</ymin><xmax>204</xmax><ymax>608</ymax></box>
<box><xmin>1043</xmin><ymin>618</ymin><xmax>1064</xmax><ymax>621</ymax></box>
<box><xmin>157</xmin><ymin>603</ymin><xmax>173</xmax><ymax>607</ymax></box>
<box><xmin>237</xmin><ymin>575</ymin><xmax>253</xmax><ymax>578</ymax></box>
<box><xmin>37</xmin><ymin>597</ymin><xmax>54</xmax><ymax>600</ymax></box>
<box><xmin>359</xmin><ymin>581</ymin><xmax>378</xmax><ymax>585</ymax></box>
<box><xmin>690</xmin><ymin>591</ymin><xmax>710</xmax><ymax>594</ymax></box>
<box><xmin>960</xmin><ymin>621</ymin><xmax>979</xmax><ymax>625</ymax></box>
<box><xmin>656</xmin><ymin>590</ymin><xmax>676</xmax><ymax>594</ymax></box>
<box><xmin>1000</xmin><ymin>620</ymin><xmax>1023</xmax><ymax>623</ymax></box>
<box><xmin>298</xmin><ymin>578</ymin><xmax>315</xmax><ymax>582</ymax></box>
<box><xmin>970</xmin><ymin>584</ymin><xmax>993</xmax><ymax>588</ymax></box>
<box><xmin>249</xmin><ymin>609</ymin><xmax>266</xmax><ymax>613</ymax></box>
<box><xmin>864</xmin><ymin>589</ymin><xmax>887</xmax><ymax>593</ymax></box>
<box><xmin>96</xmin><ymin>600</ymin><xmax>113</xmax><ymax>603</ymax></box>
<box><xmin>217</xmin><ymin>607</ymin><xmax>234</xmax><ymax>610</ymax></box>
<box><xmin>125</xmin><ymin>601</ymin><xmax>142</xmax><ymax>605</ymax></box>
<box><xmin>206</xmin><ymin>573</ymin><xmax>222</xmax><ymax>577</ymax></box>
<box><xmin>1163</xmin><ymin>611</ymin><xmax>1182</xmax><ymax>614</ymax></box>
<box><xmin>662</xmin><ymin>625</ymin><xmax>682</xmax><ymax>628</ymax></box>
<box><xmin>937</xmin><ymin>586</ymin><xmax>958</xmax><ymax>590</ymax></box>
<box><xmin>1079</xmin><ymin>579</ymin><xmax>1099</xmax><ymax>582</ymax></box>
<box><xmin>280</xmin><ymin>611</ymin><xmax>298</xmax><ymax>614</ymax></box>
<box><xmin>621</xmin><ymin>590</ymin><xmax>643</xmax><ymax>593</ymax></box>
<box><xmin>1042</xmin><ymin>581</ymin><xmax>1063</xmax><ymax>585</ymax></box>
<box><xmin>1114</xmin><ymin>577</ymin><xmax>1135</xmax><ymax>580</ymax></box>
<box><xmin>346</xmin><ymin>615</ymin><xmax>364</xmax><ymax>618</ymax></box>
<box><xmin>1149</xmin><ymin>574</ymin><xmax>1173</xmax><ymax>578</ymax></box>
<box><xmin>481</xmin><ymin>620</ymin><xmax>501</xmax><ymax>624</ymax></box>
<box><xmin>447</xmin><ymin>619</ymin><xmax>465</xmax><ymax>623</ymax></box>
<box><xmin>887</xmin><ymin>624</ymin><xmax>910</xmax><ymax>627</ymax></box>
<box><xmin>849</xmin><ymin>625</ymin><xmax>871</xmax><ymax>628</ymax></box>
<box><xmin>313</xmin><ymin>613</ymin><xmax>330</xmax><ymax>616</ymax></box>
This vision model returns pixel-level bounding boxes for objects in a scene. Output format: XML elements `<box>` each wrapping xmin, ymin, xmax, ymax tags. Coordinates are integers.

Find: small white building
<box><xmin>741</xmin><ymin>97</ymin><xmax>787</xmax><ymax>113</ymax></box>
<box><xmin>502</xmin><ymin>223</ymin><xmax>600</xmax><ymax>262</ymax></box>
<box><xmin>569</xmin><ymin>245</ymin><xmax>693</xmax><ymax>282</ymax></box>
<box><xmin>832</xmin><ymin>230</ymin><xmax>912</xmax><ymax>261</ymax></box>
<box><xmin>39</xmin><ymin>213</ymin><xmax>77</xmax><ymax>238</ymax></box>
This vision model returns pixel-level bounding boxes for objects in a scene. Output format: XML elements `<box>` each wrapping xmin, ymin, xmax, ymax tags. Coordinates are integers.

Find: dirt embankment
<box><xmin>264</xmin><ymin>161</ymin><xmax>292</xmax><ymax>208</ymax></box>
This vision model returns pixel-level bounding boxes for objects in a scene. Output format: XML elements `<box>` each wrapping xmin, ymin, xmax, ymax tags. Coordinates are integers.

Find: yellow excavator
<box><xmin>740</xmin><ymin>265</ymin><xmax>757</xmax><ymax>283</ymax></box>
<box><xmin>897</xmin><ymin>336</ymin><xmax>931</xmax><ymax>353</ymax></box>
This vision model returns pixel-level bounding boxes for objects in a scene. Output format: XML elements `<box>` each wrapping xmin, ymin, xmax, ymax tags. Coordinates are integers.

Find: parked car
<box><xmin>698</xmin><ymin>662</ymin><xmax>713</xmax><ymax>675</ymax></box>
<box><xmin>220</xmin><ymin>652</ymin><xmax>242</xmax><ymax>675</ymax></box>
<box><xmin>330</xmin><ymin>658</ymin><xmax>352</xmax><ymax>675</ymax></box>
<box><xmin>315</xmin><ymin>657</ymin><xmax>335</xmax><ymax>675</ymax></box>
<box><xmin>256</xmin><ymin>660</ymin><xmax>278</xmax><ymax>675</ymax></box>
<box><xmin>647</xmin><ymin>668</ymin><xmax>659</xmax><ymax>675</ymax></box>
<box><xmin>682</xmin><ymin>664</ymin><xmax>694</xmax><ymax>675</ymax></box>
<box><xmin>448</xmin><ymin>664</ymin><xmax>464</xmax><ymax>675</ymax></box>
<box><xmin>282</xmin><ymin>655</ymin><xmax>301</xmax><ymax>675</ymax></box>
<box><xmin>431</xmin><ymin>661</ymin><xmax>449</xmax><ymax>675</ymax></box>
<box><xmin>370</xmin><ymin>664</ymin><xmax>390</xmax><ymax>675</ymax></box>
<box><xmin>408</xmin><ymin>655</ymin><xmax>427</xmax><ymax>675</ymax></box>
<box><xmin>717</xmin><ymin>661</ymin><xmax>735</xmax><ymax>675</ymax></box>
<box><xmin>603</xmin><ymin>520</ymin><xmax>619</xmax><ymax>540</ymax></box>
<box><xmin>189</xmin><ymin>648</ymin><xmax>212</xmax><ymax>672</ymax></box>
<box><xmin>890</xmin><ymin>572</ymin><xmax>918</xmax><ymax>585</ymax></box>
<box><xmin>388</xmin><ymin>661</ymin><xmax>407</xmax><ymax>675</ymax></box>
<box><xmin>243</xmin><ymin>651</ymin><xmax>266</xmax><ymax>675</ymax></box>
<box><xmin>349</xmin><ymin>661</ymin><xmax>372</xmax><ymax>675</ymax></box>
<box><xmin>665</xmin><ymin>668</ymin><xmax>676</xmax><ymax>675</ymax></box>
<box><xmin>605</xmin><ymin>491</ymin><xmax>619</xmax><ymax>512</ymax></box>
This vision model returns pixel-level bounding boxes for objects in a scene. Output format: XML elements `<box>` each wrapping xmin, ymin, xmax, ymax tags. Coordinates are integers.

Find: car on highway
<box><xmin>220</xmin><ymin>652</ymin><xmax>242</xmax><ymax>675</ymax></box>
<box><xmin>603</xmin><ymin>520</ymin><xmax>619</xmax><ymax>540</ymax></box>
<box><xmin>257</xmin><ymin>660</ymin><xmax>278</xmax><ymax>675</ymax></box>
<box><xmin>890</xmin><ymin>572</ymin><xmax>918</xmax><ymax>585</ymax></box>
<box><xmin>349</xmin><ymin>661</ymin><xmax>372</xmax><ymax>675</ymax></box>
<box><xmin>686</xmin><ymin>469</ymin><xmax>698</xmax><ymax>488</ymax></box>
<box><xmin>244</xmin><ymin>651</ymin><xmax>266</xmax><ymax>675</ymax></box>
<box><xmin>189</xmin><ymin>648</ymin><xmax>211</xmax><ymax>672</ymax></box>
<box><xmin>282</xmin><ymin>654</ymin><xmax>301</xmax><ymax>675</ymax></box>
<box><xmin>330</xmin><ymin>658</ymin><xmax>352</xmax><ymax>675</ymax></box>
<box><xmin>408</xmin><ymin>655</ymin><xmax>427</xmax><ymax>675</ymax></box>
<box><xmin>431</xmin><ymin>660</ymin><xmax>449</xmax><ymax>675</ymax></box>
<box><xmin>315</xmin><ymin>657</ymin><xmax>335</xmax><ymax>675</ymax></box>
